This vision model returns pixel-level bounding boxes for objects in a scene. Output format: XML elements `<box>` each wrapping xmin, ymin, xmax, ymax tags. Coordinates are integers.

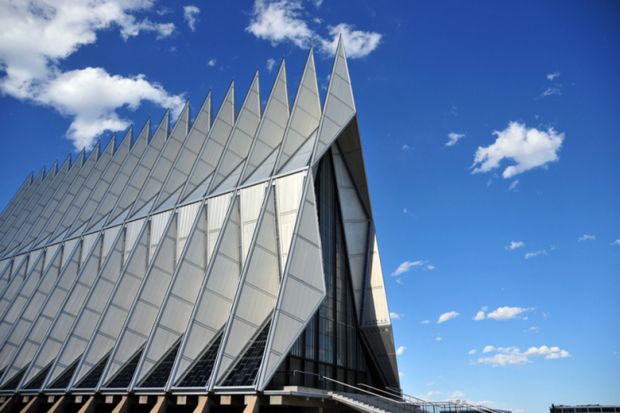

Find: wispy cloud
<box><xmin>437</xmin><ymin>311</ymin><xmax>459</xmax><ymax>324</ymax></box>
<box><xmin>505</xmin><ymin>241</ymin><xmax>525</xmax><ymax>251</ymax></box>
<box><xmin>612</xmin><ymin>239</ymin><xmax>620</xmax><ymax>247</ymax></box>
<box><xmin>540</xmin><ymin>72</ymin><xmax>562</xmax><ymax>97</ymax></box>
<box><xmin>472</xmin><ymin>122</ymin><xmax>565</xmax><ymax>179</ymax></box>
<box><xmin>396</xmin><ymin>345</ymin><xmax>407</xmax><ymax>356</ymax></box>
<box><xmin>401</xmin><ymin>144</ymin><xmax>411</xmax><ymax>151</ymax></box>
<box><xmin>476</xmin><ymin>345</ymin><xmax>570</xmax><ymax>367</ymax></box>
<box><xmin>421</xmin><ymin>319</ymin><xmax>431</xmax><ymax>325</ymax></box>
<box><xmin>468</xmin><ymin>349</ymin><xmax>477</xmax><ymax>355</ymax></box>
<box><xmin>445</xmin><ymin>132</ymin><xmax>465</xmax><ymax>147</ymax></box>
<box><xmin>246</xmin><ymin>0</ymin><xmax>382</xmax><ymax>58</ymax></box>
<box><xmin>266</xmin><ymin>58</ymin><xmax>276</xmax><ymax>72</ymax></box>
<box><xmin>525</xmin><ymin>249</ymin><xmax>547</xmax><ymax>260</ymax></box>
<box><xmin>578</xmin><ymin>234</ymin><xmax>596</xmax><ymax>242</ymax></box>
<box><xmin>183</xmin><ymin>5</ymin><xmax>200</xmax><ymax>31</ymax></box>
<box><xmin>508</xmin><ymin>179</ymin><xmax>519</xmax><ymax>192</ymax></box>
<box><xmin>391</xmin><ymin>259</ymin><xmax>435</xmax><ymax>277</ymax></box>
<box><xmin>207</xmin><ymin>58</ymin><xmax>217</xmax><ymax>67</ymax></box>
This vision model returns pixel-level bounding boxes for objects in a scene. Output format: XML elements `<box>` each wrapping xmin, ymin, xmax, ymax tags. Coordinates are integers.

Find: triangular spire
<box><xmin>152</xmin><ymin>93</ymin><xmax>212</xmax><ymax>211</ymax></box>
<box><xmin>127</xmin><ymin>103</ymin><xmax>190</xmax><ymax>218</ymax></box>
<box><xmin>193</xmin><ymin>93</ymin><xmax>212</xmax><ymax>134</ymax></box>
<box><xmin>179</xmin><ymin>83</ymin><xmax>235</xmax><ymax>203</ymax></box>
<box><xmin>274</xmin><ymin>50</ymin><xmax>321</xmax><ymax>173</ymax></box>
<box><xmin>174</xmin><ymin>102</ymin><xmax>191</xmax><ymax>137</ymax></box>
<box><xmin>137</xmin><ymin>119</ymin><xmax>150</xmax><ymax>145</ymax></box>
<box><xmin>241</xmin><ymin>60</ymin><xmax>290</xmax><ymax>184</ymax></box>
<box><xmin>153</xmin><ymin>111</ymin><xmax>170</xmax><ymax>146</ymax></box>
<box><xmin>208</xmin><ymin>72</ymin><xmax>261</xmax><ymax>193</ymax></box>
<box><xmin>212</xmin><ymin>186</ymin><xmax>278</xmax><ymax>385</ymax></box>
<box><xmin>48</xmin><ymin>160</ymin><xmax>58</xmax><ymax>178</ymax></box>
<box><xmin>59</xmin><ymin>154</ymin><xmax>72</xmax><ymax>173</ymax></box>
<box><xmin>312</xmin><ymin>36</ymin><xmax>356</xmax><ymax>163</ymax></box>
<box><xmin>117</xmin><ymin>128</ymin><xmax>132</xmax><ymax>154</ymax></box>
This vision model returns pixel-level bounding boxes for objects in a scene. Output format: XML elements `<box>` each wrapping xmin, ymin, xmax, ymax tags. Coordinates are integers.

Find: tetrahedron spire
<box><xmin>179</xmin><ymin>82</ymin><xmax>235</xmax><ymax>203</ymax></box>
<box><xmin>275</xmin><ymin>50</ymin><xmax>321</xmax><ymax>173</ymax></box>
<box><xmin>241</xmin><ymin>60</ymin><xmax>290</xmax><ymax>184</ymax></box>
<box><xmin>208</xmin><ymin>72</ymin><xmax>261</xmax><ymax>194</ymax></box>
<box><xmin>312</xmin><ymin>36</ymin><xmax>356</xmax><ymax>164</ymax></box>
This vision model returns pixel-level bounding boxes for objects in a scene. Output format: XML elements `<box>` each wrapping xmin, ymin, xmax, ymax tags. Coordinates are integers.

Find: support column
<box><xmin>192</xmin><ymin>396</ymin><xmax>211</xmax><ymax>413</ymax></box>
<box><xmin>77</xmin><ymin>396</ymin><xmax>96</xmax><ymax>413</ymax></box>
<box><xmin>111</xmin><ymin>396</ymin><xmax>128</xmax><ymax>413</ymax></box>
<box><xmin>0</xmin><ymin>397</ymin><xmax>14</xmax><ymax>413</ymax></box>
<box><xmin>149</xmin><ymin>396</ymin><xmax>166</xmax><ymax>413</ymax></box>
<box><xmin>46</xmin><ymin>396</ymin><xmax>66</xmax><ymax>413</ymax></box>
<box><xmin>242</xmin><ymin>396</ymin><xmax>259</xmax><ymax>413</ymax></box>
<box><xmin>19</xmin><ymin>397</ymin><xmax>41</xmax><ymax>413</ymax></box>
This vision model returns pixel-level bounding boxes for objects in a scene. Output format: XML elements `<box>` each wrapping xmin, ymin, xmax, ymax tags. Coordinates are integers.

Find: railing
<box><xmin>292</xmin><ymin>370</ymin><xmax>419</xmax><ymax>412</ymax></box>
<box><xmin>291</xmin><ymin>370</ymin><xmax>498</xmax><ymax>413</ymax></box>
<box><xmin>357</xmin><ymin>382</ymin><xmax>498</xmax><ymax>413</ymax></box>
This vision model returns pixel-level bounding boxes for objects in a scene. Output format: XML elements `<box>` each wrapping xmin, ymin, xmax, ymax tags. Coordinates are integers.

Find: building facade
<box><xmin>0</xmin><ymin>39</ymin><xmax>401</xmax><ymax>412</ymax></box>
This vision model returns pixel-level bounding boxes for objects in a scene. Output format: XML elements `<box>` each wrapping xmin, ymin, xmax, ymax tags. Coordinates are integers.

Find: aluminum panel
<box><xmin>257</xmin><ymin>174</ymin><xmax>325</xmax><ymax>390</ymax></box>
<box><xmin>170</xmin><ymin>196</ymin><xmax>240</xmax><ymax>385</ymax></box>
<box><xmin>180</xmin><ymin>84</ymin><xmax>234</xmax><ymax>203</ymax></box>
<box><xmin>69</xmin><ymin>220</ymin><xmax>150</xmax><ymax>387</ymax></box>
<box><xmin>275</xmin><ymin>172</ymin><xmax>305</xmax><ymax>270</ymax></box>
<box><xmin>240</xmin><ymin>183</ymin><xmax>267</xmax><ymax>263</ymax></box>
<box><xmin>275</xmin><ymin>52</ymin><xmax>321</xmax><ymax>174</ymax></box>
<box><xmin>213</xmin><ymin>189</ymin><xmax>280</xmax><ymax>385</ymax></box>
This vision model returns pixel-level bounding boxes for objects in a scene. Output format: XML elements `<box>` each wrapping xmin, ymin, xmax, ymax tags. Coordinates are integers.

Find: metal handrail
<box><xmin>291</xmin><ymin>370</ymin><xmax>412</xmax><ymax>407</ymax></box>
<box><xmin>291</xmin><ymin>370</ymin><xmax>498</xmax><ymax>413</ymax></box>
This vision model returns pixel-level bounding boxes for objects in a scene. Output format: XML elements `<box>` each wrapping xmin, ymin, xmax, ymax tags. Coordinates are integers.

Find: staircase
<box><xmin>331</xmin><ymin>391</ymin><xmax>420</xmax><ymax>413</ymax></box>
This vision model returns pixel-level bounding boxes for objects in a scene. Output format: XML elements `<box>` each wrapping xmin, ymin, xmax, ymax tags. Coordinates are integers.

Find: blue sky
<box><xmin>1</xmin><ymin>1</ymin><xmax>619</xmax><ymax>412</ymax></box>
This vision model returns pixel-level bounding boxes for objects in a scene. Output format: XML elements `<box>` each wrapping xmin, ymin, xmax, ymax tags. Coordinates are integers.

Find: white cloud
<box><xmin>475</xmin><ymin>306</ymin><xmax>530</xmax><ymax>321</ymax></box>
<box><xmin>246</xmin><ymin>0</ymin><xmax>314</xmax><ymax>48</ymax></box>
<box><xmin>579</xmin><ymin>234</ymin><xmax>596</xmax><ymax>242</ymax></box>
<box><xmin>207</xmin><ymin>58</ymin><xmax>217</xmax><ymax>67</ymax></box>
<box><xmin>390</xmin><ymin>312</ymin><xmax>403</xmax><ymax>320</ymax></box>
<box><xmin>468</xmin><ymin>349</ymin><xmax>477</xmax><ymax>355</ymax></box>
<box><xmin>472</xmin><ymin>122</ymin><xmax>565</xmax><ymax>179</ymax></box>
<box><xmin>525</xmin><ymin>249</ymin><xmax>547</xmax><ymax>260</ymax></box>
<box><xmin>395</xmin><ymin>345</ymin><xmax>407</xmax><ymax>356</ymax></box>
<box><xmin>320</xmin><ymin>23</ymin><xmax>382</xmax><ymax>59</ymax></box>
<box><xmin>437</xmin><ymin>311</ymin><xmax>459</xmax><ymax>324</ymax></box>
<box><xmin>505</xmin><ymin>241</ymin><xmax>525</xmax><ymax>251</ymax></box>
<box><xmin>246</xmin><ymin>0</ymin><xmax>381</xmax><ymax>59</ymax></box>
<box><xmin>266</xmin><ymin>57</ymin><xmax>276</xmax><ymax>72</ymax></box>
<box><xmin>612</xmin><ymin>239</ymin><xmax>620</xmax><ymax>247</ymax></box>
<box><xmin>0</xmin><ymin>0</ymin><xmax>181</xmax><ymax>150</ymax></box>
<box><xmin>37</xmin><ymin>68</ymin><xmax>183</xmax><ymax>150</ymax></box>
<box><xmin>445</xmin><ymin>132</ymin><xmax>465</xmax><ymax>147</ymax></box>
<box><xmin>547</xmin><ymin>72</ymin><xmax>560</xmax><ymax>81</ymax></box>
<box><xmin>391</xmin><ymin>259</ymin><xmax>434</xmax><ymax>277</ymax></box>
<box><xmin>486</xmin><ymin>306</ymin><xmax>529</xmax><ymax>321</ymax></box>
<box><xmin>483</xmin><ymin>345</ymin><xmax>495</xmax><ymax>353</ymax></box>
<box><xmin>183</xmin><ymin>5</ymin><xmax>200</xmax><ymax>31</ymax></box>
<box><xmin>421</xmin><ymin>319</ymin><xmax>431</xmax><ymax>325</ymax></box>
<box><xmin>435</xmin><ymin>336</ymin><xmax>443</xmax><ymax>342</ymax></box>
<box><xmin>477</xmin><ymin>345</ymin><xmax>570</xmax><ymax>367</ymax></box>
